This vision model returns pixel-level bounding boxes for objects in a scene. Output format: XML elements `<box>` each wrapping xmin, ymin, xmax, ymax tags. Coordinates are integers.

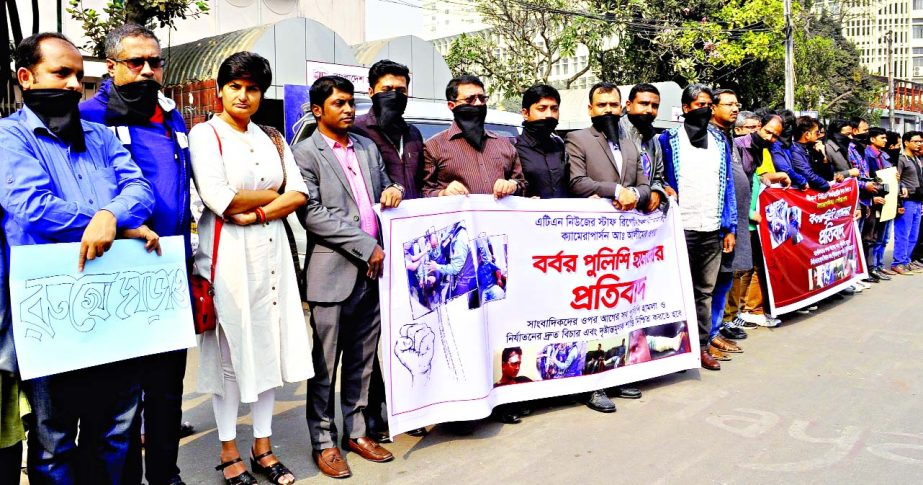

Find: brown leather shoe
<box><xmin>700</xmin><ymin>349</ymin><xmax>721</xmax><ymax>370</ymax></box>
<box><xmin>880</xmin><ymin>267</ymin><xmax>897</xmax><ymax>276</ymax></box>
<box><xmin>343</xmin><ymin>437</ymin><xmax>394</xmax><ymax>463</ymax></box>
<box><xmin>707</xmin><ymin>344</ymin><xmax>731</xmax><ymax>361</ymax></box>
<box><xmin>711</xmin><ymin>335</ymin><xmax>743</xmax><ymax>353</ymax></box>
<box><xmin>892</xmin><ymin>265</ymin><xmax>911</xmax><ymax>275</ymax></box>
<box><xmin>312</xmin><ymin>447</ymin><xmax>351</xmax><ymax>479</ymax></box>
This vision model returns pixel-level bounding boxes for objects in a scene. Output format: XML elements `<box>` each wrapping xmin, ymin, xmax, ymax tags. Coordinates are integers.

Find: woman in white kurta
<box><xmin>188</xmin><ymin>52</ymin><xmax>311</xmax><ymax>485</ymax></box>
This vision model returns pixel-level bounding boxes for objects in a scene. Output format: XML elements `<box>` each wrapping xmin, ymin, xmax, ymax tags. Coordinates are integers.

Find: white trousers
<box><xmin>212</xmin><ymin>332</ymin><xmax>275</xmax><ymax>442</ymax></box>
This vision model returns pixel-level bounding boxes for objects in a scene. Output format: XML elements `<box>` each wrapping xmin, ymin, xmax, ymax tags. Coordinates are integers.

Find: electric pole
<box><xmin>784</xmin><ymin>0</ymin><xmax>795</xmax><ymax>110</ymax></box>
<box><xmin>886</xmin><ymin>30</ymin><xmax>895</xmax><ymax>130</ymax></box>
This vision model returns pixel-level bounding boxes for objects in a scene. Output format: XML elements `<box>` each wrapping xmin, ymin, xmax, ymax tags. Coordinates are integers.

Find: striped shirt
<box><xmin>422</xmin><ymin>122</ymin><xmax>526</xmax><ymax>197</ymax></box>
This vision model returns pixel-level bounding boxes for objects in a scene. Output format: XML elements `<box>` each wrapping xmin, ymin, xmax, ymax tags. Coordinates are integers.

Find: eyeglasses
<box><xmin>455</xmin><ymin>94</ymin><xmax>488</xmax><ymax>105</ymax></box>
<box><xmin>112</xmin><ymin>56</ymin><xmax>166</xmax><ymax>71</ymax></box>
<box><xmin>717</xmin><ymin>102</ymin><xmax>742</xmax><ymax>109</ymax></box>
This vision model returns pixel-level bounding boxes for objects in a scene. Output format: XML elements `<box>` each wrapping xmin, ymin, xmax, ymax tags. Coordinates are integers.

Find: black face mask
<box><xmin>779</xmin><ymin>124</ymin><xmax>794</xmax><ymax>148</ymax></box>
<box><xmin>106</xmin><ymin>79</ymin><xmax>161</xmax><ymax>126</ymax></box>
<box><xmin>453</xmin><ymin>104</ymin><xmax>488</xmax><ymax>151</ymax></box>
<box><xmin>750</xmin><ymin>131</ymin><xmax>770</xmax><ymax>150</ymax></box>
<box><xmin>591</xmin><ymin>113</ymin><xmax>621</xmax><ymax>144</ymax></box>
<box><xmin>23</xmin><ymin>88</ymin><xmax>85</xmax><ymax>151</ymax></box>
<box><xmin>523</xmin><ymin>117</ymin><xmax>559</xmax><ymax>141</ymax></box>
<box><xmin>371</xmin><ymin>90</ymin><xmax>408</xmax><ymax>145</ymax></box>
<box><xmin>627</xmin><ymin>113</ymin><xmax>656</xmax><ymax>140</ymax></box>
<box><xmin>682</xmin><ymin>106</ymin><xmax>712</xmax><ymax>149</ymax></box>
<box><xmin>831</xmin><ymin>132</ymin><xmax>852</xmax><ymax>150</ymax></box>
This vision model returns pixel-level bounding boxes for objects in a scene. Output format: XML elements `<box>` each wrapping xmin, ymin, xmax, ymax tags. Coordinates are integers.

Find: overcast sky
<box><xmin>366</xmin><ymin>0</ymin><xmax>424</xmax><ymax>41</ymax></box>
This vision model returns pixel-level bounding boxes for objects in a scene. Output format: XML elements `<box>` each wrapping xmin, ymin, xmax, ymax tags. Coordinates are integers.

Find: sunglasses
<box><xmin>112</xmin><ymin>56</ymin><xmax>166</xmax><ymax>71</ymax></box>
<box><xmin>455</xmin><ymin>94</ymin><xmax>489</xmax><ymax>105</ymax></box>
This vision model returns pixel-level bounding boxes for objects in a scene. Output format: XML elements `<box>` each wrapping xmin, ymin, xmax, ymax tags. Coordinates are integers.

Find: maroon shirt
<box><xmin>422</xmin><ymin>122</ymin><xmax>526</xmax><ymax>197</ymax></box>
<box><xmin>350</xmin><ymin>111</ymin><xmax>425</xmax><ymax>199</ymax></box>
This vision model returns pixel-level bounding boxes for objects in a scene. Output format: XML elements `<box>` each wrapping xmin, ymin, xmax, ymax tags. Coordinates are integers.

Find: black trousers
<box><xmin>122</xmin><ymin>349</ymin><xmax>187</xmax><ymax>485</ymax></box>
<box><xmin>684</xmin><ymin>230</ymin><xmax>723</xmax><ymax>345</ymax></box>
<box><xmin>365</xmin><ymin>353</ymin><xmax>387</xmax><ymax>429</ymax></box>
<box><xmin>0</xmin><ymin>442</ymin><xmax>22</xmax><ymax>485</ymax></box>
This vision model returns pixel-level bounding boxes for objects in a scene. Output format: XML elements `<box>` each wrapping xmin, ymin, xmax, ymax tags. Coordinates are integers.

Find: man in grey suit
<box><xmin>565</xmin><ymin>82</ymin><xmax>650</xmax><ymax>414</ymax></box>
<box><xmin>567</xmin><ymin>82</ymin><xmax>651</xmax><ymax>210</ymax></box>
<box><xmin>293</xmin><ymin>76</ymin><xmax>404</xmax><ymax>479</ymax></box>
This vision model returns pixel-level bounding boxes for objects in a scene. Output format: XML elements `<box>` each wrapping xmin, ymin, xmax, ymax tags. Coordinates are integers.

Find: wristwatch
<box><xmin>388</xmin><ymin>183</ymin><xmax>405</xmax><ymax>196</ymax></box>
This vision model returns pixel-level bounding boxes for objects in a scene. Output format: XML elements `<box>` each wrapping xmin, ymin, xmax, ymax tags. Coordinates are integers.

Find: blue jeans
<box><xmin>892</xmin><ymin>200</ymin><xmax>922</xmax><ymax>266</ymax></box>
<box><xmin>23</xmin><ymin>360</ymin><xmax>141</xmax><ymax>485</ymax></box>
<box><xmin>871</xmin><ymin>219</ymin><xmax>893</xmax><ymax>269</ymax></box>
<box><xmin>710</xmin><ymin>271</ymin><xmax>734</xmax><ymax>341</ymax></box>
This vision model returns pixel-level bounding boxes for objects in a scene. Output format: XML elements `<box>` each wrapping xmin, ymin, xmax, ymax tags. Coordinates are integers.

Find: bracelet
<box><xmin>255</xmin><ymin>207</ymin><xmax>267</xmax><ymax>224</ymax></box>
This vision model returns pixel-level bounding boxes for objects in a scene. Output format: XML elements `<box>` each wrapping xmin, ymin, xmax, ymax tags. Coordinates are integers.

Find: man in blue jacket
<box><xmin>790</xmin><ymin>116</ymin><xmax>831</xmax><ymax>192</ymax></box>
<box><xmin>659</xmin><ymin>84</ymin><xmax>737</xmax><ymax>372</ymax></box>
<box><xmin>80</xmin><ymin>24</ymin><xmax>191</xmax><ymax>485</ymax></box>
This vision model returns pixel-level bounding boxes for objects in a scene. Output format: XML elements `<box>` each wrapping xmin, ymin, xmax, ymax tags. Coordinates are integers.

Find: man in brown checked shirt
<box><xmin>422</xmin><ymin>74</ymin><xmax>526</xmax><ymax>198</ymax></box>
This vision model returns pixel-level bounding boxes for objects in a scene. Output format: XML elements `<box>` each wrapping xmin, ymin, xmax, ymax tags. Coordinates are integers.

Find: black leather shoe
<box><xmin>405</xmin><ymin>427</ymin><xmax>428</xmax><ymax>437</ymax></box>
<box><xmin>612</xmin><ymin>386</ymin><xmax>642</xmax><ymax>399</ymax></box>
<box><xmin>720</xmin><ymin>325</ymin><xmax>747</xmax><ymax>340</ymax></box>
<box><xmin>586</xmin><ymin>390</ymin><xmax>616</xmax><ymax>412</ymax></box>
<box><xmin>873</xmin><ymin>269</ymin><xmax>892</xmax><ymax>281</ymax></box>
<box><xmin>366</xmin><ymin>414</ymin><xmax>392</xmax><ymax>443</ymax></box>
<box><xmin>497</xmin><ymin>412</ymin><xmax>521</xmax><ymax>424</ymax></box>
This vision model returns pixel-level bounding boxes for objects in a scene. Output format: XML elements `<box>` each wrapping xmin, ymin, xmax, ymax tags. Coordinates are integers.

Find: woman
<box><xmin>188</xmin><ymin>52</ymin><xmax>311</xmax><ymax>485</ymax></box>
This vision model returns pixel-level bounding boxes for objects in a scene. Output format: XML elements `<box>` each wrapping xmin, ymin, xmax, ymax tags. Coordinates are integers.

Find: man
<box><xmin>494</xmin><ymin>347</ymin><xmax>532</xmax><ymax>386</ymax></box>
<box><xmin>567</xmin><ymin>82</ymin><xmax>652</xmax><ymax>210</ymax></box>
<box><xmin>825</xmin><ymin>119</ymin><xmax>858</xmax><ymax>180</ymax></box>
<box><xmin>565</xmin><ymin>81</ymin><xmax>649</xmax><ymax>412</ymax></box>
<box><xmin>293</xmin><ymin>76</ymin><xmax>403</xmax><ymax>479</ymax></box>
<box><xmin>705</xmin><ymin>88</ymin><xmax>747</xmax><ymax>357</ymax></box>
<box><xmin>658</xmin><ymin>84</ymin><xmax>737</xmax><ymax>372</ymax></box>
<box><xmin>78</xmin><ymin>24</ymin><xmax>190</xmax><ymax>485</ymax></box>
<box><xmin>351</xmin><ymin>59</ymin><xmax>425</xmax><ymax>200</ymax></box>
<box><xmin>516</xmin><ymin>84</ymin><xmax>568</xmax><ymax>198</ymax></box>
<box><xmin>860</xmin><ymin>128</ymin><xmax>893</xmax><ymax>280</ymax></box>
<box><xmin>734</xmin><ymin>111</ymin><xmax>761</xmax><ymax>137</ymax></box>
<box><xmin>0</xmin><ymin>32</ymin><xmax>156</xmax><ymax>484</ymax></box>
<box><xmin>621</xmin><ymin>83</ymin><xmax>671</xmax><ymax>211</ymax></box>
<box><xmin>789</xmin><ymin>116</ymin><xmax>831</xmax><ymax>192</ymax></box>
<box><xmin>349</xmin><ymin>59</ymin><xmax>427</xmax><ymax>442</ymax></box>
<box><xmin>770</xmin><ymin>112</ymin><xmax>809</xmax><ymax>190</ymax></box>
<box><xmin>848</xmin><ymin>125</ymin><xmax>886</xmax><ymax>283</ymax></box>
<box><xmin>892</xmin><ymin>131</ymin><xmax>923</xmax><ymax>275</ymax></box>
<box><xmin>423</xmin><ymin>75</ymin><xmax>525</xmax><ymax>198</ymax></box>
<box><xmin>729</xmin><ymin>114</ymin><xmax>792</xmax><ymax>329</ymax></box>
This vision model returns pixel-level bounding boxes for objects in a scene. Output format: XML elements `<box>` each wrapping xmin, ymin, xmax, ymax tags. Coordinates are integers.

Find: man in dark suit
<box><xmin>293</xmin><ymin>76</ymin><xmax>404</xmax><ymax>479</ymax></box>
<box><xmin>565</xmin><ymin>82</ymin><xmax>650</xmax><ymax>414</ymax></box>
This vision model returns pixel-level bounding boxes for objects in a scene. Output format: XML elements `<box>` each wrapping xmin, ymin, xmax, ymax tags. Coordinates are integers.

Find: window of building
<box><xmin>914</xmin><ymin>25</ymin><xmax>923</xmax><ymax>39</ymax></box>
<box><xmin>914</xmin><ymin>0</ymin><xmax>923</xmax><ymax>10</ymax></box>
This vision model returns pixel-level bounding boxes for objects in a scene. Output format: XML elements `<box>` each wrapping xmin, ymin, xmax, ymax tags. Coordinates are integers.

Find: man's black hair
<box><xmin>867</xmin><ymin>127</ymin><xmax>887</xmax><ymax>139</ymax></box>
<box><xmin>15</xmin><ymin>32</ymin><xmax>78</xmax><ymax>71</ymax></box>
<box><xmin>368</xmin><ymin>59</ymin><xmax>410</xmax><ymax>90</ymax></box>
<box><xmin>902</xmin><ymin>130</ymin><xmax>923</xmax><ymax>143</ymax></box>
<box><xmin>828</xmin><ymin>119</ymin><xmax>850</xmax><ymax>135</ymax></box>
<box><xmin>217</xmin><ymin>51</ymin><xmax>272</xmax><ymax>93</ymax></box>
<box><xmin>627</xmin><ymin>83</ymin><xmax>659</xmax><ymax>102</ymax></box>
<box><xmin>793</xmin><ymin>115</ymin><xmax>819</xmax><ymax>140</ymax></box>
<box><xmin>501</xmin><ymin>347</ymin><xmax>523</xmax><ymax>363</ymax></box>
<box><xmin>309</xmin><ymin>75</ymin><xmax>355</xmax><ymax>109</ymax></box>
<box><xmin>681</xmin><ymin>83</ymin><xmax>713</xmax><ymax>106</ymax></box>
<box><xmin>712</xmin><ymin>88</ymin><xmax>737</xmax><ymax>105</ymax></box>
<box><xmin>588</xmin><ymin>81</ymin><xmax>621</xmax><ymax>104</ymax></box>
<box><xmin>521</xmin><ymin>84</ymin><xmax>560</xmax><ymax>110</ymax></box>
<box><xmin>445</xmin><ymin>74</ymin><xmax>484</xmax><ymax>101</ymax></box>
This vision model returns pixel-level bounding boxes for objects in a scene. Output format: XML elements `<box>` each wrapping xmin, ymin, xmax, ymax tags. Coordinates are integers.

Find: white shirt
<box><xmin>189</xmin><ymin>117</ymin><xmax>314</xmax><ymax>402</ymax></box>
<box><xmin>676</xmin><ymin>128</ymin><xmax>722</xmax><ymax>232</ymax></box>
<box><xmin>608</xmin><ymin>140</ymin><xmax>625</xmax><ymax>198</ymax></box>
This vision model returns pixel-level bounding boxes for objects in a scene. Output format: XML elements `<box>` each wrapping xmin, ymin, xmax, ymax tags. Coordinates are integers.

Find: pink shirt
<box><xmin>321</xmin><ymin>132</ymin><xmax>379</xmax><ymax>237</ymax></box>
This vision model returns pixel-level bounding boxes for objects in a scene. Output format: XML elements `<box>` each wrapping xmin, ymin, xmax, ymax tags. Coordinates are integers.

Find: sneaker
<box><xmin>807</xmin><ymin>305</ymin><xmax>818</xmax><ymax>311</ymax></box>
<box><xmin>755</xmin><ymin>315</ymin><xmax>781</xmax><ymax>327</ymax></box>
<box><xmin>795</xmin><ymin>308</ymin><xmax>811</xmax><ymax>315</ymax></box>
<box><xmin>736</xmin><ymin>312</ymin><xmax>763</xmax><ymax>327</ymax></box>
<box><xmin>849</xmin><ymin>284</ymin><xmax>864</xmax><ymax>293</ymax></box>
<box><xmin>855</xmin><ymin>280</ymin><xmax>872</xmax><ymax>290</ymax></box>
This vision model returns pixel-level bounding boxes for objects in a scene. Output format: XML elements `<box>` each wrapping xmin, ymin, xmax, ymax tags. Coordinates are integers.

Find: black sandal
<box><xmin>250</xmin><ymin>450</ymin><xmax>296</xmax><ymax>485</ymax></box>
<box><xmin>215</xmin><ymin>457</ymin><xmax>257</xmax><ymax>485</ymax></box>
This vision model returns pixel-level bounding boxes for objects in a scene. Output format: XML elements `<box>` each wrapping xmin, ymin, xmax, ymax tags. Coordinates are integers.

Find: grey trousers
<box><xmin>306</xmin><ymin>275</ymin><xmax>381</xmax><ymax>450</ymax></box>
<box><xmin>684</xmin><ymin>230</ymin><xmax>722</xmax><ymax>345</ymax></box>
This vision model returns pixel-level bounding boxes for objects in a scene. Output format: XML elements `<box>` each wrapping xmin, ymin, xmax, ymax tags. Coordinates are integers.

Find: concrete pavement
<box><xmin>19</xmin><ymin>270</ymin><xmax>923</xmax><ymax>484</ymax></box>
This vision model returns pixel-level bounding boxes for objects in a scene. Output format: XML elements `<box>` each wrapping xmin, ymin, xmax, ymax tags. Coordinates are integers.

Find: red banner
<box><xmin>757</xmin><ymin>179</ymin><xmax>867</xmax><ymax>314</ymax></box>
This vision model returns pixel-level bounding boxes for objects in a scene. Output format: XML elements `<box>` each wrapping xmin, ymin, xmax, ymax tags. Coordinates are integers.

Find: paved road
<box><xmin>20</xmin><ymin>268</ymin><xmax>923</xmax><ymax>484</ymax></box>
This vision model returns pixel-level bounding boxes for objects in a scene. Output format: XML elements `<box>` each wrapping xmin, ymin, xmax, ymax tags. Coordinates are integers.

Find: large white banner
<box><xmin>11</xmin><ymin>236</ymin><xmax>196</xmax><ymax>379</ymax></box>
<box><xmin>377</xmin><ymin>196</ymin><xmax>699</xmax><ymax>436</ymax></box>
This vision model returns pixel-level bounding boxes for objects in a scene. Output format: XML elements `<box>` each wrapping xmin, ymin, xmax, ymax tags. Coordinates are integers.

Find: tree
<box><xmin>68</xmin><ymin>0</ymin><xmax>210</xmax><ymax>57</ymax></box>
<box><xmin>444</xmin><ymin>0</ymin><xmax>622</xmax><ymax>105</ymax></box>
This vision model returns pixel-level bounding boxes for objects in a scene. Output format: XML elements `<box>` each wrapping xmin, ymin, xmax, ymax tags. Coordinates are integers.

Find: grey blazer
<box><xmin>566</xmin><ymin>126</ymin><xmax>651</xmax><ymax>204</ymax></box>
<box><xmin>293</xmin><ymin>130</ymin><xmax>394</xmax><ymax>303</ymax></box>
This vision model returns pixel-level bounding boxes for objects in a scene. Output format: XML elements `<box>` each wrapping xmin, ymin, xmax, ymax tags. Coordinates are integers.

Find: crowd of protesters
<box><xmin>1</xmin><ymin>26</ymin><xmax>922</xmax><ymax>485</ymax></box>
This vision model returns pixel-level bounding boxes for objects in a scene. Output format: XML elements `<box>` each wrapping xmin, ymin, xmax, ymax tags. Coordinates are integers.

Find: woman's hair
<box><xmin>217</xmin><ymin>51</ymin><xmax>272</xmax><ymax>93</ymax></box>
